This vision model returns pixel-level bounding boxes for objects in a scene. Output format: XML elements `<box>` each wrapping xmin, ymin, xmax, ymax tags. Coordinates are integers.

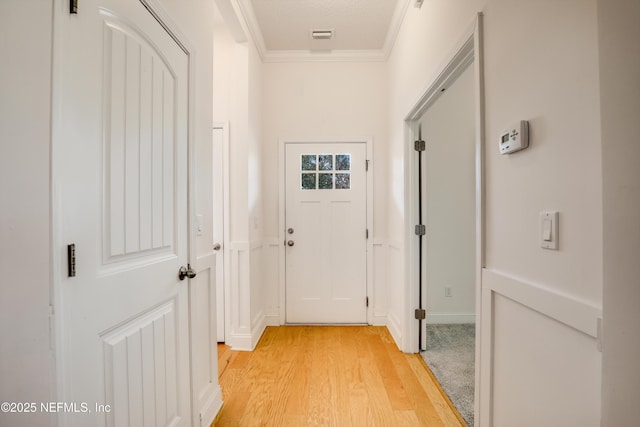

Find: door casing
<box><xmin>278</xmin><ymin>138</ymin><xmax>374</xmax><ymax>325</ymax></box>
<box><xmin>403</xmin><ymin>12</ymin><xmax>485</xmax><ymax>426</ymax></box>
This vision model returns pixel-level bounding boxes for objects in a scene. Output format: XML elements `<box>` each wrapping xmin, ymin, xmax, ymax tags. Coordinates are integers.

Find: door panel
<box><xmin>285</xmin><ymin>143</ymin><xmax>367</xmax><ymax>323</ymax></box>
<box><xmin>55</xmin><ymin>0</ymin><xmax>190</xmax><ymax>425</ymax></box>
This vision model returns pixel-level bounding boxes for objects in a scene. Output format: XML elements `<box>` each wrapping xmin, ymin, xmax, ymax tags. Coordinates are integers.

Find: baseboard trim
<box><xmin>265</xmin><ymin>313</ymin><xmax>280</xmax><ymax>326</ymax></box>
<box><xmin>387</xmin><ymin>312</ymin><xmax>402</xmax><ymax>349</ymax></box>
<box><xmin>370</xmin><ymin>314</ymin><xmax>388</xmax><ymax>326</ymax></box>
<box><xmin>200</xmin><ymin>385</ymin><xmax>223</xmax><ymax>427</ymax></box>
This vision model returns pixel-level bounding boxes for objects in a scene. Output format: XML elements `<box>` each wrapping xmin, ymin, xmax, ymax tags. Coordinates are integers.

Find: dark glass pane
<box><xmin>335</xmin><ymin>154</ymin><xmax>350</xmax><ymax>171</ymax></box>
<box><xmin>301</xmin><ymin>155</ymin><xmax>317</xmax><ymax>171</ymax></box>
<box><xmin>335</xmin><ymin>173</ymin><xmax>350</xmax><ymax>189</ymax></box>
<box><xmin>318</xmin><ymin>154</ymin><xmax>333</xmax><ymax>171</ymax></box>
<box><xmin>301</xmin><ymin>173</ymin><xmax>316</xmax><ymax>190</ymax></box>
<box><xmin>318</xmin><ymin>173</ymin><xmax>333</xmax><ymax>189</ymax></box>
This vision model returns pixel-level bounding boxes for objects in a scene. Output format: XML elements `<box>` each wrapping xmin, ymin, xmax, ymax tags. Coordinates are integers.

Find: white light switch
<box><xmin>540</xmin><ymin>211</ymin><xmax>558</xmax><ymax>250</ymax></box>
<box><xmin>542</xmin><ymin>219</ymin><xmax>552</xmax><ymax>241</ymax></box>
<box><xmin>196</xmin><ymin>214</ymin><xmax>203</xmax><ymax>236</ymax></box>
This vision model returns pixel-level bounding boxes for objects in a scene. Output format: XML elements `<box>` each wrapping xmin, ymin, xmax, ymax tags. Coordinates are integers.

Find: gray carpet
<box><xmin>421</xmin><ymin>324</ymin><xmax>475</xmax><ymax>427</ymax></box>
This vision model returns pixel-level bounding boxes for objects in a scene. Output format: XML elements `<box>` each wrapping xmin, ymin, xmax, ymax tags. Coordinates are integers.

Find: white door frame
<box><xmin>278</xmin><ymin>138</ymin><xmax>374</xmax><ymax>324</ymax></box>
<box><xmin>212</xmin><ymin>121</ymin><xmax>231</xmax><ymax>343</ymax></box>
<box><xmin>403</xmin><ymin>13</ymin><xmax>485</xmax><ymax>427</ymax></box>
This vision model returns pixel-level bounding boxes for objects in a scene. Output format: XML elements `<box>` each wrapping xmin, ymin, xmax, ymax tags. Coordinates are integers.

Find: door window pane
<box><xmin>318</xmin><ymin>173</ymin><xmax>333</xmax><ymax>189</ymax></box>
<box><xmin>335</xmin><ymin>173</ymin><xmax>350</xmax><ymax>189</ymax></box>
<box><xmin>336</xmin><ymin>154</ymin><xmax>350</xmax><ymax>171</ymax></box>
<box><xmin>318</xmin><ymin>154</ymin><xmax>333</xmax><ymax>171</ymax></box>
<box><xmin>301</xmin><ymin>155</ymin><xmax>317</xmax><ymax>171</ymax></box>
<box><xmin>301</xmin><ymin>173</ymin><xmax>316</xmax><ymax>190</ymax></box>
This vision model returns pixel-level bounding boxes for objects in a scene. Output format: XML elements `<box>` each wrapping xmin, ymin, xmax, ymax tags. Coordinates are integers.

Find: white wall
<box><xmin>213</xmin><ymin>6</ymin><xmax>266</xmax><ymax>349</ymax></box>
<box><xmin>388</xmin><ymin>0</ymin><xmax>603</xmax><ymax>425</ymax></box>
<box><xmin>598</xmin><ymin>0</ymin><xmax>640</xmax><ymax>425</ymax></box>
<box><xmin>261</xmin><ymin>60</ymin><xmax>389</xmax><ymax>323</ymax></box>
<box><xmin>0</xmin><ymin>2</ymin><xmax>54</xmax><ymax>426</ymax></box>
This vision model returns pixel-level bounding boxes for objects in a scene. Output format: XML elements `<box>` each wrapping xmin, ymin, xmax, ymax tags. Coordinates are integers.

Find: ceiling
<box><xmin>232</xmin><ymin>0</ymin><xmax>411</xmax><ymax>61</ymax></box>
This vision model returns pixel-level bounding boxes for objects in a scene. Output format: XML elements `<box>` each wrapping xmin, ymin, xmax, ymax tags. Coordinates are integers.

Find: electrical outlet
<box><xmin>445</xmin><ymin>287</ymin><xmax>452</xmax><ymax>297</ymax></box>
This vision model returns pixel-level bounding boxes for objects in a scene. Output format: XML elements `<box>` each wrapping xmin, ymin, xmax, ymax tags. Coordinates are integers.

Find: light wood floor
<box><xmin>213</xmin><ymin>326</ymin><xmax>466</xmax><ymax>426</ymax></box>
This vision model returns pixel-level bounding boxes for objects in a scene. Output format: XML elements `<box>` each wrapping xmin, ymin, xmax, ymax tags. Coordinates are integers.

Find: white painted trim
<box><xmin>473</xmin><ymin>14</ymin><xmax>486</xmax><ymax>427</ymax></box>
<box><xmin>426</xmin><ymin>314</ymin><xmax>476</xmax><ymax>324</ymax></box>
<box><xmin>483</xmin><ymin>269</ymin><xmax>602</xmax><ymax>338</ymax></box>
<box><xmin>265</xmin><ymin>312</ymin><xmax>281</xmax><ymax>327</ymax></box>
<box><xmin>262</xmin><ymin>49</ymin><xmax>387</xmax><ymax>63</ymax></box>
<box><xmin>229</xmin><ymin>0</ymin><xmax>411</xmax><ymax>63</ymax></box>
<box><xmin>387</xmin><ymin>311</ymin><xmax>403</xmax><ymax>347</ymax></box>
<box><xmin>278</xmin><ymin>138</ymin><xmax>374</xmax><ymax>325</ymax></box>
<box><xmin>214</xmin><ymin>0</ymin><xmax>249</xmax><ymax>43</ymax></box>
<box><xmin>199</xmin><ymin>386</ymin><xmax>223</xmax><ymax>427</ymax></box>
<box><xmin>480</xmin><ymin>268</ymin><xmax>603</xmax><ymax>426</ymax></box>
<box><xmin>370</xmin><ymin>315</ymin><xmax>388</xmax><ymax>326</ymax></box>
<box><xmin>403</xmin><ymin>13</ymin><xmax>485</xmax><ymax>427</ymax></box>
<box><xmin>213</xmin><ymin>122</ymin><xmax>232</xmax><ymax>345</ymax></box>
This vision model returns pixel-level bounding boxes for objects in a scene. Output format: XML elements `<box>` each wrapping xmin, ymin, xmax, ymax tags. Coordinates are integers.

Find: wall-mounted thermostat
<box><xmin>499</xmin><ymin>120</ymin><xmax>529</xmax><ymax>154</ymax></box>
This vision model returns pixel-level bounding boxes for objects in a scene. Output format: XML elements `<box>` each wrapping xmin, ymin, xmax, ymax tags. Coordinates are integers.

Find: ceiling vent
<box><xmin>311</xmin><ymin>30</ymin><xmax>334</xmax><ymax>40</ymax></box>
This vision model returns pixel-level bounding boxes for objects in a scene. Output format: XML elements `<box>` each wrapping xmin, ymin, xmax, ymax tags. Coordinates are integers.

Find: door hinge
<box><xmin>415</xmin><ymin>224</ymin><xmax>426</xmax><ymax>236</ymax></box>
<box><xmin>415</xmin><ymin>308</ymin><xmax>426</xmax><ymax>320</ymax></box>
<box><xmin>70</xmin><ymin>0</ymin><xmax>78</xmax><ymax>14</ymax></box>
<box><xmin>414</xmin><ymin>140</ymin><xmax>426</xmax><ymax>151</ymax></box>
<box><xmin>366</xmin><ymin>229</ymin><xmax>369</xmax><ymax>239</ymax></box>
<box><xmin>67</xmin><ymin>243</ymin><xmax>76</xmax><ymax>277</ymax></box>
<box><xmin>365</xmin><ymin>159</ymin><xmax>370</xmax><ymax>171</ymax></box>
<box><xmin>366</xmin><ymin>297</ymin><xmax>369</xmax><ymax>307</ymax></box>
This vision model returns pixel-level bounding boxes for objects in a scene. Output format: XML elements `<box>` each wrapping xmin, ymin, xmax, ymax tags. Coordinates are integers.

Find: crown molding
<box><xmin>230</xmin><ymin>0</ymin><xmax>411</xmax><ymax>63</ymax></box>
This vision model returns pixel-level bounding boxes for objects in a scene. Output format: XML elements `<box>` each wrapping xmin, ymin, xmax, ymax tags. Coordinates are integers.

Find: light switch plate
<box><xmin>540</xmin><ymin>211</ymin><xmax>559</xmax><ymax>250</ymax></box>
<box><xmin>196</xmin><ymin>214</ymin><xmax>203</xmax><ymax>236</ymax></box>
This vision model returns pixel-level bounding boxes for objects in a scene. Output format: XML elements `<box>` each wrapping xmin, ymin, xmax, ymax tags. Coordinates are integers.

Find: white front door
<box><xmin>285</xmin><ymin>142</ymin><xmax>367</xmax><ymax>323</ymax></box>
<box><xmin>54</xmin><ymin>0</ymin><xmax>191</xmax><ymax>425</ymax></box>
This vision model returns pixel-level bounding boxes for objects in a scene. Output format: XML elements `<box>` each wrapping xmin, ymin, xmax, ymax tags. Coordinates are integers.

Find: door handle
<box><xmin>213</xmin><ymin>243</ymin><xmax>221</xmax><ymax>251</ymax></box>
<box><xmin>287</xmin><ymin>240</ymin><xmax>295</xmax><ymax>247</ymax></box>
<box><xmin>178</xmin><ymin>264</ymin><xmax>196</xmax><ymax>281</ymax></box>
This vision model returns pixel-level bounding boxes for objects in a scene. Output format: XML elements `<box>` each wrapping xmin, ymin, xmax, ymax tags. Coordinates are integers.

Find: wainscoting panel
<box><xmin>227</xmin><ymin>240</ymin><xmax>268</xmax><ymax>351</ymax></box>
<box><xmin>386</xmin><ymin>240</ymin><xmax>404</xmax><ymax>347</ymax></box>
<box><xmin>263</xmin><ymin>239</ymin><xmax>281</xmax><ymax>326</ymax></box>
<box><xmin>192</xmin><ymin>253</ymin><xmax>223</xmax><ymax>426</ymax></box>
<box><xmin>371</xmin><ymin>239</ymin><xmax>389</xmax><ymax>325</ymax></box>
<box><xmin>480</xmin><ymin>269</ymin><xmax>602</xmax><ymax>427</ymax></box>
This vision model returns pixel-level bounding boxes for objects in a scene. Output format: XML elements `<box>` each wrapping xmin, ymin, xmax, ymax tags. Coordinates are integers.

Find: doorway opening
<box><xmin>417</xmin><ymin>62</ymin><xmax>476</xmax><ymax>426</ymax></box>
<box><xmin>405</xmin><ymin>13</ymin><xmax>485</xmax><ymax>427</ymax></box>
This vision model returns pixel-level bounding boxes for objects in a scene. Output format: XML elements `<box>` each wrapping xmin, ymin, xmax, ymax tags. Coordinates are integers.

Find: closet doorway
<box><xmin>417</xmin><ymin>62</ymin><xmax>476</xmax><ymax>426</ymax></box>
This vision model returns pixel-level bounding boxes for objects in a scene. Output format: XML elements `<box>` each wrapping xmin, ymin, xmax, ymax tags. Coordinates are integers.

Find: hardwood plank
<box><xmin>212</xmin><ymin>326</ymin><xmax>467</xmax><ymax>427</ymax></box>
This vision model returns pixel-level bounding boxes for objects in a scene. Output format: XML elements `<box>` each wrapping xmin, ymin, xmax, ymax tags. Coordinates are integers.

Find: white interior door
<box><xmin>54</xmin><ymin>0</ymin><xmax>191</xmax><ymax>425</ymax></box>
<box><xmin>212</xmin><ymin>124</ymin><xmax>227</xmax><ymax>341</ymax></box>
<box><xmin>285</xmin><ymin>142</ymin><xmax>367</xmax><ymax>323</ymax></box>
